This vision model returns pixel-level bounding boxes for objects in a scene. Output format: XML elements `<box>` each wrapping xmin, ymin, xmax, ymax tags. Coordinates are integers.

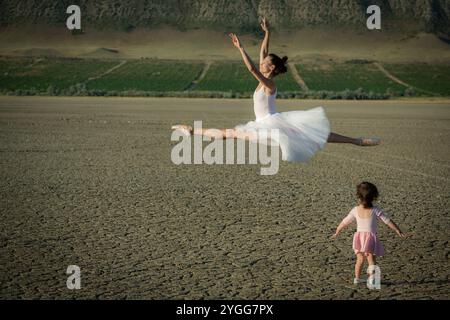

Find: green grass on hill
<box><xmin>194</xmin><ymin>63</ymin><xmax>257</xmax><ymax>92</ymax></box>
<box><xmin>0</xmin><ymin>58</ymin><xmax>117</xmax><ymax>92</ymax></box>
<box><xmin>296</xmin><ymin>62</ymin><xmax>407</xmax><ymax>94</ymax></box>
<box><xmin>383</xmin><ymin>63</ymin><xmax>450</xmax><ymax>96</ymax></box>
<box><xmin>86</xmin><ymin>60</ymin><xmax>204</xmax><ymax>92</ymax></box>
<box><xmin>0</xmin><ymin>57</ymin><xmax>448</xmax><ymax>99</ymax></box>
<box><xmin>194</xmin><ymin>62</ymin><xmax>300</xmax><ymax>93</ymax></box>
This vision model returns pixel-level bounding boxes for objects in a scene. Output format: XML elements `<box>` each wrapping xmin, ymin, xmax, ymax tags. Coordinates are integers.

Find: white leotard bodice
<box><xmin>253</xmin><ymin>86</ymin><xmax>277</xmax><ymax>120</ymax></box>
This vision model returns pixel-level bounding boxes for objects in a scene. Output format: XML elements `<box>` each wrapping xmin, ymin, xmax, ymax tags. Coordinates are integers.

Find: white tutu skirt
<box><xmin>234</xmin><ymin>106</ymin><xmax>331</xmax><ymax>162</ymax></box>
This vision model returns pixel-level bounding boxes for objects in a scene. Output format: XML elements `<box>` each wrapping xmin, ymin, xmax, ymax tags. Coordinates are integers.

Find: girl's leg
<box><xmin>354</xmin><ymin>253</ymin><xmax>365</xmax><ymax>280</ymax></box>
<box><xmin>327</xmin><ymin>132</ymin><xmax>381</xmax><ymax>146</ymax></box>
<box><xmin>366</xmin><ymin>254</ymin><xmax>377</xmax><ymax>279</ymax></box>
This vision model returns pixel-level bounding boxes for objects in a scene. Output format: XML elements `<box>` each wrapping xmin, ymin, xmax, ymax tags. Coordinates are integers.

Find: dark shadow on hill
<box><xmin>437</xmin><ymin>36</ymin><xmax>450</xmax><ymax>45</ymax></box>
<box><xmin>80</xmin><ymin>48</ymin><xmax>121</xmax><ymax>59</ymax></box>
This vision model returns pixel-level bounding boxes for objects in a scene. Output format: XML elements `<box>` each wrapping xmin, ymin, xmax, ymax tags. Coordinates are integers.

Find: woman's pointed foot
<box><xmin>171</xmin><ymin>124</ymin><xmax>193</xmax><ymax>136</ymax></box>
<box><xmin>357</xmin><ymin>137</ymin><xmax>381</xmax><ymax>146</ymax></box>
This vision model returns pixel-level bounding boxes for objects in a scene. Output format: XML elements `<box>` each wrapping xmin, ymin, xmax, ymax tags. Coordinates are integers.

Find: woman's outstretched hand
<box><xmin>229</xmin><ymin>33</ymin><xmax>243</xmax><ymax>49</ymax></box>
<box><xmin>260</xmin><ymin>17</ymin><xmax>269</xmax><ymax>33</ymax></box>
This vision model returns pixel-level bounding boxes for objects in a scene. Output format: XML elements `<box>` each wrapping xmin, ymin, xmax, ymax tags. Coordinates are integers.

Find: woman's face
<box><xmin>260</xmin><ymin>56</ymin><xmax>274</xmax><ymax>74</ymax></box>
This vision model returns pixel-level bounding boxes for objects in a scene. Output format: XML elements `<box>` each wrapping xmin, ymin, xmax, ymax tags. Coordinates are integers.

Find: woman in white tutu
<box><xmin>172</xmin><ymin>18</ymin><xmax>380</xmax><ymax>162</ymax></box>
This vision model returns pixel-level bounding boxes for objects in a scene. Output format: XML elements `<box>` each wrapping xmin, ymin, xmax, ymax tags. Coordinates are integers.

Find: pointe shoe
<box><xmin>171</xmin><ymin>124</ymin><xmax>193</xmax><ymax>136</ymax></box>
<box><xmin>357</xmin><ymin>137</ymin><xmax>381</xmax><ymax>146</ymax></box>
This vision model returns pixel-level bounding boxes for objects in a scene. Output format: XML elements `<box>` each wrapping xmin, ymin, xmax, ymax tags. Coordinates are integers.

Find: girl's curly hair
<box><xmin>356</xmin><ymin>181</ymin><xmax>379</xmax><ymax>208</ymax></box>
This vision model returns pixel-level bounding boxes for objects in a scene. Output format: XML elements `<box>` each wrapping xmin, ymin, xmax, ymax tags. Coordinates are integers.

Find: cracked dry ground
<box><xmin>0</xmin><ymin>97</ymin><xmax>449</xmax><ymax>299</ymax></box>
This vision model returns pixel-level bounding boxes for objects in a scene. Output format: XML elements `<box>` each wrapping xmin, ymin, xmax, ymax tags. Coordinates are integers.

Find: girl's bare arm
<box><xmin>332</xmin><ymin>220</ymin><xmax>348</xmax><ymax>239</ymax></box>
<box><xmin>387</xmin><ymin>220</ymin><xmax>405</xmax><ymax>237</ymax></box>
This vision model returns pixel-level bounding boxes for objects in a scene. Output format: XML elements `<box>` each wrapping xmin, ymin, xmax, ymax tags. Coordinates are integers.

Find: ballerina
<box><xmin>172</xmin><ymin>18</ymin><xmax>380</xmax><ymax>162</ymax></box>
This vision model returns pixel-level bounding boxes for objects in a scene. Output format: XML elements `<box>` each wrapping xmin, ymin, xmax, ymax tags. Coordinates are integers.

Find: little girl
<box><xmin>332</xmin><ymin>182</ymin><xmax>405</xmax><ymax>285</ymax></box>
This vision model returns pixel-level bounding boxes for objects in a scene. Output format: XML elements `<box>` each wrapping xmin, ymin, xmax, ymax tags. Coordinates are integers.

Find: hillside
<box><xmin>0</xmin><ymin>0</ymin><xmax>449</xmax><ymax>35</ymax></box>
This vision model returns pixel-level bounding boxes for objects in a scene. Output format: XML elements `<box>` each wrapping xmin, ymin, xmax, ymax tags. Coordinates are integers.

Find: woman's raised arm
<box><xmin>229</xmin><ymin>33</ymin><xmax>275</xmax><ymax>92</ymax></box>
<box><xmin>260</xmin><ymin>18</ymin><xmax>270</xmax><ymax>65</ymax></box>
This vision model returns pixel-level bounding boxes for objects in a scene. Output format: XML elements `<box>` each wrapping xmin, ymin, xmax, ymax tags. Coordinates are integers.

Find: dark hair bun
<box><xmin>279</xmin><ymin>56</ymin><xmax>288</xmax><ymax>74</ymax></box>
<box><xmin>268</xmin><ymin>53</ymin><xmax>288</xmax><ymax>75</ymax></box>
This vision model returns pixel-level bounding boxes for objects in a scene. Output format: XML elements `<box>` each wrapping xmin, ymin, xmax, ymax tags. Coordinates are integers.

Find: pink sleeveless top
<box><xmin>342</xmin><ymin>206</ymin><xmax>390</xmax><ymax>233</ymax></box>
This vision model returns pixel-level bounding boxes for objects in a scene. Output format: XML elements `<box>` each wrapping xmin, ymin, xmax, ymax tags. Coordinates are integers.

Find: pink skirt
<box><xmin>352</xmin><ymin>232</ymin><xmax>384</xmax><ymax>256</ymax></box>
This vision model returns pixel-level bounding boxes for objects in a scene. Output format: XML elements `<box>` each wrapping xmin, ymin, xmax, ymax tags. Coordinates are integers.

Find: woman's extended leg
<box><xmin>173</xmin><ymin>126</ymin><xmax>380</xmax><ymax>145</ymax></box>
<box><xmin>194</xmin><ymin>127</ymin><xmax>234</xmax><ymax>139</ymax></box>
<box><xmin>172</xmin><ymin>125</ymin><xmax>257</xmax><ymax>140</ymax></box>
<box><xmin>328</xmin><ymin>132</ymin><xmax>359</xmax><ymax>144</ymax></box>
<box><xmin>327</xmin><ymin>132</ymin><xmax>380</xmax><ymax>146</ymax></box>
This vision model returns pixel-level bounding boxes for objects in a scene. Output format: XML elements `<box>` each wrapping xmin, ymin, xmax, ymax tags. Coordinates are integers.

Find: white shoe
<box><xmin>171</xmin><ymin>124</ymin><xmax>193</xmax><ymax>136</ymax></box>
<box><xmin>353</xmin><ymin>278</ymin><xmax>366</xmax><ymax>284</ymax></box>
